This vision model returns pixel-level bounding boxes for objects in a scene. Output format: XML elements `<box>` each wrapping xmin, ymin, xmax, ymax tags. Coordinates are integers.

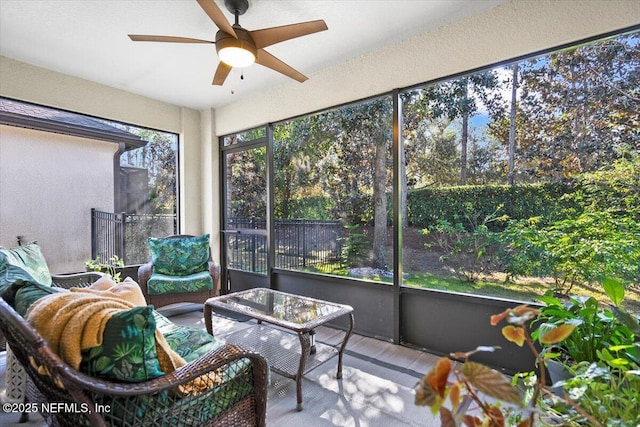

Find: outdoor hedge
<box><xmin>407</xmin><ymin>182</ymin><xmax>577</xmax><ymax>230</ymax></box>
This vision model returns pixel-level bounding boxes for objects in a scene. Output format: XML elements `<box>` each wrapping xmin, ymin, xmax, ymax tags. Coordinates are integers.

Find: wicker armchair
<box><xmin>138</xmin><ymin>235</ymin><xmax>221</xmax><ymax>309</ymax></box>
<box><xmin>0</xmin><ymin>297</ymin><xmax>268</xmax><ymax>427</ymax></box>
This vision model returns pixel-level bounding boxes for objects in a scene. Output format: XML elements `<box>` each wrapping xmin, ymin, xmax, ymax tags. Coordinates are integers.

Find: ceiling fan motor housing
<box><xmin>215</xmin><ymin>27</ymin><xmax>257</xmax><ymax>57</ymax></box>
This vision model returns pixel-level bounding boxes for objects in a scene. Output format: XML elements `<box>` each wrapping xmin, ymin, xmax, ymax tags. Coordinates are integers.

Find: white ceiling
<box><xmin>0</xmin><ymin>0</ymin><xmax>506</xmax><ymax>110</ymax></box>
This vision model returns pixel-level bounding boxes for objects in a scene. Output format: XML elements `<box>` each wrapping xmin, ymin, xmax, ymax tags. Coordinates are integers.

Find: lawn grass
<box><xmin>304</xmin><ymin>264</ymin><xmax>640</xmax><ymax>315</ymax></box>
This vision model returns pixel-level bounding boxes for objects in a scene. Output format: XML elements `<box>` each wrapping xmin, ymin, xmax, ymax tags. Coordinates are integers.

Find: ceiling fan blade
<box><xmin>129</xmin><ymin>35</ymin><xmax>214</xmax><ymax>43</ymax></box>
<box><xmin>212</xmin><ymin>62</ymin><xmax>233</xmax><ymax>85</ymax></box>
<box><xmin>250</xmin><ymin>20</ymin><xmax>328</xmax><ymax>49</ymax></box>
<box><xmin>255</xmin><ymin>49</ymin><xmax>307</xmax><ymax>83</ymax></box>
<box><xmin>197</xmin><ymin>0</ymin><xmax>237</xmax><ymax>38</ymax></box>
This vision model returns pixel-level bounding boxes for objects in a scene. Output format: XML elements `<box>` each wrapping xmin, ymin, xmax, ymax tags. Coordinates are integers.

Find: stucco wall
<box><xmin>0</xmin><ymin>57</ymin><xmax>206</xmax><ymax>241</ymax></box>
<box><xmin>0</xmin><ymin>125</ymin><xmax>116</xmax><ymax>272</ymax></box>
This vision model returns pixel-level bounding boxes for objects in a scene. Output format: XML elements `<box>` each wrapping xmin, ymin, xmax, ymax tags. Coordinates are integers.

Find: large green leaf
<box><xmin>612</xmin><ymin>306</ymin><xmax>640</xmax><ymax>335</ymax></box>
<box><xmin>602</xmin><ymin>277</ymin><xmax>625</xmax><ymax>306</ymax></box>
<box><xmin>538</xmin><ymin>294</ymin><xmax>563</xmax><ymax>306</ymax></box>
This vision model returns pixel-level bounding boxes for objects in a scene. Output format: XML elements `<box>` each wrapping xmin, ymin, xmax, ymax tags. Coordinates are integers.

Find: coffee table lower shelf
<box><xmin>225</xmin><ymin>324</ymin><xmax>340</xmax><ymax>374</ymax></box>
<box><xmin>223</xmin><ymin>324</ymin><xmax>342</xmax><ymax>410</ymax></box>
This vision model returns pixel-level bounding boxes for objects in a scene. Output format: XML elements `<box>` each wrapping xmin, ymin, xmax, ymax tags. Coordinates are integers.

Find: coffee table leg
<box><xmin>295</xmin><ymin>332</ymin><xmax>312</xmax><ymax>411</ymax></box>
<box><xmin>204</xmin><ymin>303</ymin><xmax>213</xmax><ymax>335</ymax></box>
<box><xmin>309</xmin><ymin>329</ymin><xmax>316</xmax><ymax>354</ymax></box>
<box><xmin>337</xmin><ymin>312</ymin><xmax>355</xmax><ymax>379</ymax></box>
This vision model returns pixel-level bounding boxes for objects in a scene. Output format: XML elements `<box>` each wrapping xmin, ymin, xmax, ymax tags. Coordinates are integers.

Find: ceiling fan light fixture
<box><xmin>218</xmin><ymin>46</ymin><xmax>255</xmax><ymax>67</ymax></box>
<box><xmin>216</xmin><ymin>28</ymin><xmax>257</xmax><ymax>68</ymax></box>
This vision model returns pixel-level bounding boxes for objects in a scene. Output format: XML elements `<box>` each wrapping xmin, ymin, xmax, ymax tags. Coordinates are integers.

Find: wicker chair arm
<box><xmin>51</xmin><ymin>272</ymin><xmax>106</xmax><ymax>289</ymax></box>
<box><xmin>208</xmin><ymin>260</ymin><xmax>221</xmax><ymax>294</ymax></box>
<box><xmin>137</xmin><ymin>262</ymin><xmax>153</xmax><ymax>293</ymax></box>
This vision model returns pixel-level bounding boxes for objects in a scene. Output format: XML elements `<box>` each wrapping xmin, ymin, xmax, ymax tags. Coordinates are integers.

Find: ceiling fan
<box><xmin>129</xmin><ymin>0</ymin><xmax>328</xmax><ymax>86</ymax></box>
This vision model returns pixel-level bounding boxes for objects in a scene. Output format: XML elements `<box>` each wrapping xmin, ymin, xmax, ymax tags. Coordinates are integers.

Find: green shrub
<box><xmin>498</xmin><ymin>158</ymin><xmax>640</xmax><ymax>293</ymax></box>
<box><xmin>283</xmin><ymin>195</ymin><xmax>336</xmax><ymax>220</ymax></box>
<box><xmin>408</xmin><ymin>182</ymin><xmax>576</xmax><ymax>230</ymax></box>
<box><xmin>421</xmin><ymin>204</ymin><xmax>506</xmax><ymax>282</ymax></box>
<box><xmin>338</xmin><ymin>224</ymin><xmax>370</xmax><ymax>267</ymax></box>
<box><xmin>569</xmin><ymin>156</ymin><xmax>640</xmax><ymax>220</ymax></box>
<box><xmin>499</xmin><ymin>210</ymin><xmax>640</xmax><ymax>294</ymax></box>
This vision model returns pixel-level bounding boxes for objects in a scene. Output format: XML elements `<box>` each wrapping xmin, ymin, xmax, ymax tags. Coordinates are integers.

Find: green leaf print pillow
<box><xmin>80</xmin><ymin>306</ymin><xmax>165</xmax><ymax>382</ymax></box>
<box><xmin>148</xmin><ymin>234</ymin><xmax>210</xmax><ymax>276</ymax></box>
<box><xmin>0</xmin><ymin>243</ymin><xmax>53</xmax><ymax>290</ymax></box>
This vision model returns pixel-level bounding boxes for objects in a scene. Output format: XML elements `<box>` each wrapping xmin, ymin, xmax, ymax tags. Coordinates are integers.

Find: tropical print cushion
<box><xmin>161</xmin><ymin>322</ymin><xmax>221</xmax><ymax>362</ymax></box>
<box><xmin>96</xmin><ymin>312</ymin><xmax>249</xmax><ymax>424</ymax></box>
<box><xmin>80</xmin><ymin>306</ymin><xmax>165</xmax><ymax>382</ymax></box>
<box><xmin>12</xmin><ymin>281</ymin><xmax>66</xmax><ymax>316</ymax></box>
<box><xmin>0</xmin><ymin>243</ymin><xmax>53</xmax><ymax>291</ymax></box>
<box><xmin>152</xmin><ymin>309</ymin><xmax>176</xmax><ymax>331</ymax></box>
<box><xmin>147</xmin><ymin>270</ymin><xmax>213</xmax><ymax>296</ymax></box>
<box><xmin>148</xmin><ymin>234</ymin><xmax>210</xmax><ymax>276</ymax></box>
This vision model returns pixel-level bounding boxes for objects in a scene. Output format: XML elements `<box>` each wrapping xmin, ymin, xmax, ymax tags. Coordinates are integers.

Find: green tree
<box><xmin>418</xmin><ymin>72</ymin><xmax>501</xmax><ymax>185</ymax></box>
<box><xmin>329</xmin><ymin>98</ymin><xmax>392</xmax><ymax>270</ymax></box>
<box><xmin>466</xmin><ymin>135</ymin><xmax>507</xmax><ymax>185</ymax></box>
<box><xmin>404</xmin><ymin>120</ymin><xmax>459</xmax><ymax>187</ymax></box>
<box><xmin>490</xmin><ymin>32</ymin><xmax>640</xmax><ymax>181</ymax></box>
<box><xmin>226</xmin><ymin>146</ymin><xmax>267</xmax><ymax>219</ymax></box>
<box><xmin>121</xmin><ymin>128</ymin><xmax>177</xmax><ymax>215</ymax></box>
<box><xmin>273</xmin><ymin>118</ymin><xmax>333</xmax><ymax>219</ymax></box>
<box><xmin>273</xmin><ymin>98</ymin><xmax>393</xmax><ymax>271</ymax></box>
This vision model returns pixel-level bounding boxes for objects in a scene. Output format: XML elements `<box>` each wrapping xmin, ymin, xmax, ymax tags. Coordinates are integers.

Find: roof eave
<box><xmin>0</xmin><ymin>111</ymin><xmax>146</xmax><ymax>151</ymax></box>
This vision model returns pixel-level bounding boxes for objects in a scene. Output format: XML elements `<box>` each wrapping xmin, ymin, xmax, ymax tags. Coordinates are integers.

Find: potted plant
<box><xmin>414</xmin><ymin>280</ymin><xmax>640</xmax><ymax>426</ymax></box>
<box><xmin>532</xmin><ymin>279</ymin><xmax>640</xmax><ymax>426</ymax></box>
<box><xmin>85</xmin><ymin>255</ymin><xmax>125</xmax><ymax>282</ymax></box>
<box><xmin>415</xmin><ymin>304</ymin><xmax>577</xmax><ymax>427</ymax></box>
<box><xmin>533</xmin><ymin>278</ymin><xmax>640</xmax><ymax>383</ymax></box>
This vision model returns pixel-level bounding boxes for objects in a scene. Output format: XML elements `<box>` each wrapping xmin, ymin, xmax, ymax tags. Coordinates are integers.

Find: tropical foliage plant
<box><xmin>415</xmin><ymin>279</ymin><xmax>640</xmax><ymax>427</ymax></box>
<box><xmin>534</xmin><ymin>279</ymin><xmax>640</xmax><ymax>427</ymax></box>
<box><xmin>85</xmin><ymin>255</ymin><xmax>125</xmax><ymax>283</ymax></box>
<box><xmin>534</xmin><ymin>285</ymin><xmax>640</xmax><ymax>366</ymax></box>
<box><xmin>415</xmin><ymin>304</ymin><xmax>560</xmax><ymax>427</ymax></box>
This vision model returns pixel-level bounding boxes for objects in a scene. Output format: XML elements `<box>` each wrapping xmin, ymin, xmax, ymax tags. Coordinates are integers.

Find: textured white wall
<box><xmin>213</xmin><ymin>0</ymin><xmax>640</xmax><ymax>135</ymax></box>
<box><xmin>0</xmin><ymin>57</ymin><xmax>181</xmax><ymax>133</ymax></box>
<box><xmin>0</xmin><ymin>125</ymin><xmax>116</xmax><ymax>272</ymax></box>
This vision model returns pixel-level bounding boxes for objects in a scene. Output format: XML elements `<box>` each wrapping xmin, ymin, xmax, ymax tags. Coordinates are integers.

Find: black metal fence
<box><xmin>92</xmin><ymin>211</ymin><xmax>342</xmax><ymax>271</ymax></box>
<box><xmin>226</xmin><ymin>218</ymin><xmax>343</xmax><ymax>273</ymax></box>
<box><xmin>91</xmin><ymin>209</ymin><xmax>176</xmax><ymax>265</ymax></box>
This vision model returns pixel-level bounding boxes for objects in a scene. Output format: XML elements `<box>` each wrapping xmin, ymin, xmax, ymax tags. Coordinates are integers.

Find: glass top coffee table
<box><xmin>204</xmin><ymin>288</ymin><xmax>354</xmax><ymax>411</ymax></box>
